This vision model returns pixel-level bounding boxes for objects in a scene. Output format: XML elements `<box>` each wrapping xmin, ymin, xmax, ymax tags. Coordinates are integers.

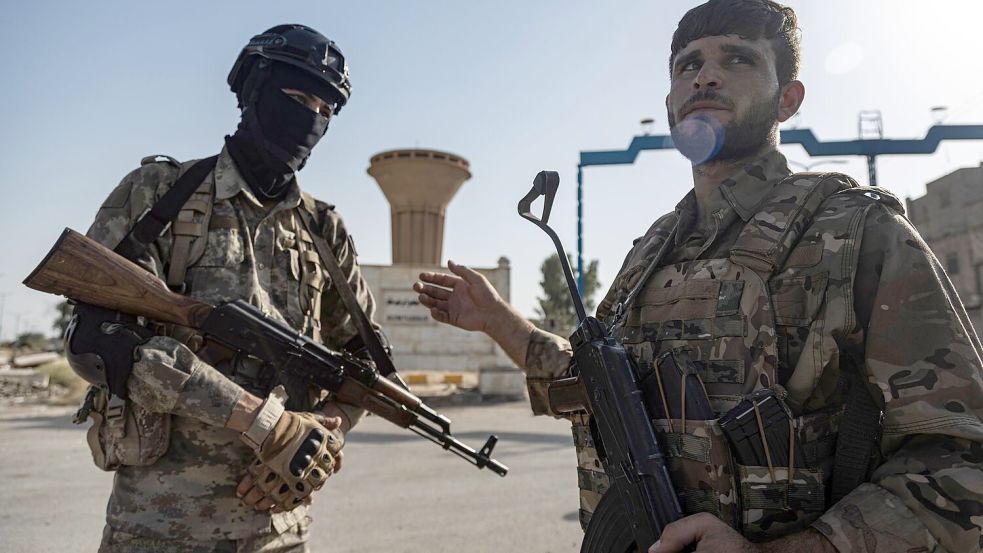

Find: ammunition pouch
<box><xmin>75</xmin><ymin>386</ymin><xmax>171</xmax><ymax>471</ymax></box>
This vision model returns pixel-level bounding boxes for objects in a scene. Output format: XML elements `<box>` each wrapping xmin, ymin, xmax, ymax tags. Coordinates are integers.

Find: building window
<box><xmin>947</xmin><ymin>253</ymin><xmax>960</xmax><ymax>275</ymax></box>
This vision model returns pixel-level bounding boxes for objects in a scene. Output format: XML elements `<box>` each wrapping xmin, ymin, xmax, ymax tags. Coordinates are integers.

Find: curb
<box><xmin>403</xmin><ymin>372</ymin><xmax>468</xmax><ymax>386</ymax></box>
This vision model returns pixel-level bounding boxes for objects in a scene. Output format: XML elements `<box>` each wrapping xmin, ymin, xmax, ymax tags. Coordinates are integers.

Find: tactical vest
<box><xmin>132</xmin><ymin>155</ymin><xmax>335</xmax><ymax>406</ymax></box>
<box><xmin>81</xmin><ymin>155</ymin><xmax>340</xmax><ymax>470</ymax></box>
<box><xmin>572</xmin><ymin>173</ymin><xmax>905</xmax><ymax>542</ymax></box>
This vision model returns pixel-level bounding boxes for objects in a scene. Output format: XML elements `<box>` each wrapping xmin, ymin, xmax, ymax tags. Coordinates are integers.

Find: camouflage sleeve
<box><xmin>86</xmin><ymin>162</ymin><xmax>179</xmax><ymax>276</ymax></box>
<box><xmin>130</xmin><ymin>336</ymin><xmax>244</xmax><ymax>427</ymax></box>
<box><xmin>525</xmin><ymin>328</ymin><xmax>574</xmax><ymax>416</ymax></box>
<box><xmin>83</xmin><ymin>163</ymin><xmax>246</xmax><ymax>426</ymax></box>
<box><xmin>315</xmin><ymin>207</ymin><xmax>388</xmax><ymax>429</ymax></box>
<box><xmin>813</xmin><ymin>204</ymin><xmax>983</xmax><ymax>553</ymax></box>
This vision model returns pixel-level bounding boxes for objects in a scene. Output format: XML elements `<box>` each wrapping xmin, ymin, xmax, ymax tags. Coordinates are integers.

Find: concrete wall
<box><xmin>907</xmin><ymin>163</ymin><xmax>983</xmax><ymax>328</ymax></box>
<box><xmin>360</xmin><ymin>257</ymin><xmax>514</xmax><ymax>372</ymax></box>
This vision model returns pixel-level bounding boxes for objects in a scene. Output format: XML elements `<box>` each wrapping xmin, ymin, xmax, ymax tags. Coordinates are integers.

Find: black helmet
<box><xmin>228</xmin><ymin>24</ymin><xmax>352</xmax><ymax>111</ymax></box>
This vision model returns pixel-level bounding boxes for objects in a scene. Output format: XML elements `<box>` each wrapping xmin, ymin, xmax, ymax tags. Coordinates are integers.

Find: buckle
<box><xmin>105</xmin><ymin>394</ymin><xmax>126</xmax><ymax>421</ymax></box>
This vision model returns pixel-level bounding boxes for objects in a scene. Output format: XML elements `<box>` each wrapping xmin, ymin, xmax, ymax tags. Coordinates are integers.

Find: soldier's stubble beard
<box><xmin>668</xmin><ymin>88</ymin><xmax>781</xmax><ymax>167</ymax></box>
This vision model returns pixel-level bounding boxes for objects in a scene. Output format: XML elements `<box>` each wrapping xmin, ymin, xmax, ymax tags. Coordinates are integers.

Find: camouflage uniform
<box><xmin>525</xmin><ymin>151</ymin><xmax>983</xmax><ymax>552</ymax></box>
<box><xmin>85</xmin><ymin>147</ymin><xmax>381</xmax><ymax>551</ymax></box>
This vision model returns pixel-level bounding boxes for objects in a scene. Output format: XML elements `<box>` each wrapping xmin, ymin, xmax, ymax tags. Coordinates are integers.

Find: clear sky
<box><xmin>2</xmin><ymin>0</ymin><xmax>982</xmax><ymax>341</ymax></box>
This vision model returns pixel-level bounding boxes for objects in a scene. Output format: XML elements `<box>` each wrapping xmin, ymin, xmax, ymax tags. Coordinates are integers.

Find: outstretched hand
<box><xmin>414</xmin><ymin>260</ymin><xmax>507</xmax><ymax>333</ymax></box>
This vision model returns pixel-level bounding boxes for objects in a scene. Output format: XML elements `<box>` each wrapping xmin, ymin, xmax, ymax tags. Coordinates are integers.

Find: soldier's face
<box><xmin>666</xmin><ymin>35</ymin><xmax>803</xmax><ymax>163</ymax></box>
<box><xmin>281</xmin><ymin>88</ymin><xmax>335</xmax><ymax>119</ymax></box>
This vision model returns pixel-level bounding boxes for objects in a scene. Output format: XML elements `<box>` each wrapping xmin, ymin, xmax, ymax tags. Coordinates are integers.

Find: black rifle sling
<box><xmin>83</xmin><ymin>155</ymin><xmax>217</xmax><ymax>402</ymax></box>
<box><xmin>831</xmin><ymin>359</ymin><xmax>882</xmax><ymax>502</ymax></box>
<box><xmin>114</xmin><ymin>155</ymin><xmax>219</xmax><ymax>261</ymax></box>
<box><xmin>297</xmin><ymin>208</ymin><xmax>398</xmax><ymax>379</ymax></box>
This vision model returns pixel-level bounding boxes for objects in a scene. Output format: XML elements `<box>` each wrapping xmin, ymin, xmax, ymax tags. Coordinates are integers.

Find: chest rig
<box><xmin>140</xmin><ymin>155</ymin><xmax>332</xmax><ymax>407</ymax></box>
<box><xmin>573</xmin><ymin>172</ymin><xmax>878</xmax><ymax>541</ymax></box>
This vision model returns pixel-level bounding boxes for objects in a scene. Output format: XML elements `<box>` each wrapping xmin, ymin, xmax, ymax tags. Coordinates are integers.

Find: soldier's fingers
<box><xmin>241</xmin><ymin>486</ymin><xmax>267</xmax><ymax>508</ymax></box>
<box><xmin>311</xmin><ymin>414</ymin><xmax>343</xmax><ymax>431</ymax></box>
<box><xmin>413</xmin><ymin>282</ymin><xmax>451</xmax><ymax>300</ymax></box>
<box><xmin>334</xmin><ymin>450</ymin><xmax>344</xmax><ymax>473</ymax></box>
<box><xmin>236</xmin><ymin>473</ymin><xmax>257</xmax><ymax>498</ymax></box>
<box><xmin>418</xmin><ymin>295</ymin><xmax>450</xmax><ymax>314</ymax></box>
<box><xmin>447</xmin><ymin>260</ymin><xmax>481</xmax><ymax>284</ymax></box>
<box><xmin>254</xmin><ymin>496</ymin><xmax>276</xmax><ymax>512</ymax></box>
<box><xmin>652</xmin><ymin>512</ymin><xmax>715</xmax><ymax>553</ymax></box>
<box><xmin>417</xmin><ymin>292</ymin><xmax>440</xmax><ymax>309</ymax></box>
<box><xmin>417</xmin><ymin>272</ymin><xmax>461</xmax><ymax>288</ymax></box>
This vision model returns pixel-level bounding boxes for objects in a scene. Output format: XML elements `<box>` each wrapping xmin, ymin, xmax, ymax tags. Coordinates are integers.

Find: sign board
<box><xmin>382</xmin><ymin>289</ymin><xmax>431</xmax><ymax>324</ymax></box>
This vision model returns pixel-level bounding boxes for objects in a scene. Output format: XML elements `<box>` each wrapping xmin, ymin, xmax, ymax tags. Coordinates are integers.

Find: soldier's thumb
<box><xmin>448</xmin><ymin>260</ymin><xmax>480</xmax><ymax>284</ymax></box>
<box><xmin>313</xmin><ymin>414</ymin><xmax>343</xmax><ymax>430</ymax></box>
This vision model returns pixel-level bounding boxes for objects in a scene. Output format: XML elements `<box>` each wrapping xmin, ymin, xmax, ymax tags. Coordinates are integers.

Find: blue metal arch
<box><xmin>574</xmin><ymin>124</ymin><xmax>983</xmax><ymax>292</ymax></box>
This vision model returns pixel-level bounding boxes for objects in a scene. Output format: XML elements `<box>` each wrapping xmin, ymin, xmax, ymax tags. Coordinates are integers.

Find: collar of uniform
<box><xmin>214</xmin><ymin>146</ymin><xmax>303</xmax><ymax>210</ymax></box>
<box><xmin>718</xmin><ymin>150</ymin><xmax>792</xmax><ymax>223</ymax></box>
<box><xmin>672</xmin><ymin>180</ymin><xmax>736</xmax><ymax>246</ymax></box>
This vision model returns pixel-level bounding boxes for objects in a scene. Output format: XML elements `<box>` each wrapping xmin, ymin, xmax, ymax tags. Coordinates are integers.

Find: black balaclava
<box><xmin>227</xmin><ymin>62</ymin><xmax>338</xmax><ymax>201</ymax></box>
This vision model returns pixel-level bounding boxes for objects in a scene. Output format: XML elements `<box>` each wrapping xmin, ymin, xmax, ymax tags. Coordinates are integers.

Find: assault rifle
<box><xmin>519</xmin><ymin>172</ymin><xmax>710</xmax><ymax>552</ymax></box>
<box><xmin>24</xmin><ymin>228</ymin><xmax>508</xmax><ymax>477</ymax></box>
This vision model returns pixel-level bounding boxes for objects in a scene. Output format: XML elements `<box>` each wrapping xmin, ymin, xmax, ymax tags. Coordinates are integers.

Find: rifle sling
<box><xmin>114</xmin><ymin>155</ymin><xmax>219</xmax><ymax>261</ymax></box>
<box><xmin>297</xmin><ymin>209</ymin><xmax>398</xmax><ymax>379</ymax></box>
<box><xmin>831</xmin><ymin>364</ymin><xmax>882</xmax><ymax>503</ymax></box>
<box><xmin>87</xmin><ymin>155</ymin><xmax>217</xmax><ymax>402</ymax></box>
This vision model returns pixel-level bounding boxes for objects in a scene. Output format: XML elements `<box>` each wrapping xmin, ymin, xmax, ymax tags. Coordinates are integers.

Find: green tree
<box><xmin>53</xmin><ymin>300</ymin><xmax>73</xmax><ymax>337</ymax></box>
<box><xmin>534</xmin><ymin>252</ymin><xmax>600</xmax><ymax>335</ymax></box>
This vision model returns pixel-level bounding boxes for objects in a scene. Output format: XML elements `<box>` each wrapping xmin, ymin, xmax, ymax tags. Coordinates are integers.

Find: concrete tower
<box><xmin>367</xmin><ymin>149</ymin><xmax>471</xmax><ymax>265</ymax></box>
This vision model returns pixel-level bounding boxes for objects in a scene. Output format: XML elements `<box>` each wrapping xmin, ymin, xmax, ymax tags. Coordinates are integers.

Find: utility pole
<box><xmin>575</xmin><ymin>122</ymin><xmax>983</xmax><ymax>294</ymax></box>
<box><xmin>0</xmin><ymin>293</ymin><xmax>7</xmax><ymax>345</ymax></box>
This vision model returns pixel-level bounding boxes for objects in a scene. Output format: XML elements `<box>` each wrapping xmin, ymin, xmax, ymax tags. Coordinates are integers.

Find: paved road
<box><xmin>0</xmin><ymin>401</ymin><xmax>584</xmax><ymax>552</ymax></box>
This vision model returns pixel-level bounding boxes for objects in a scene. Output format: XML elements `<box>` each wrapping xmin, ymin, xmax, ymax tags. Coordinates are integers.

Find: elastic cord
<box><xmin>752</xmin><ymin>401</ymin><xmax>776</xmax><ymax>483</ymax></box>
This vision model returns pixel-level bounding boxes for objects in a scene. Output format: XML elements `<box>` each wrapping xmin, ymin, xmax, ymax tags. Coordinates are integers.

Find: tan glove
<box><xmin>239</xmin><ymin>386</ymin><xmax>344</xmax><ymax>510</ymax></box>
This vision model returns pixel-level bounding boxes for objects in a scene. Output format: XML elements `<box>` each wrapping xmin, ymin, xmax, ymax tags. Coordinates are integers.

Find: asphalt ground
<box><xmin>0</xmin><ymin>400</ymin><xmax>584</xmax><ymax>553</ymax></box>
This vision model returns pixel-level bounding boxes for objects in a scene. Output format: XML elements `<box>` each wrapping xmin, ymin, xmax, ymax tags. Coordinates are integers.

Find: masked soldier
<box><xmin>415</xmin><ymin>2</ymin><xmax>983</xmax><ymax>552</ymax></box>
<box><xmin>68</xmin><ymin>24</ymin><xmax>386</xmax><ymax>552</ymax></box>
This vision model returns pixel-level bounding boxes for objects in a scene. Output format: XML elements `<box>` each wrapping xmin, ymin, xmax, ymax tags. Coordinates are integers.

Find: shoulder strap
<box><xmin>296</xmin><ymin>207</ymin><xmax>399</xmax><ymax>380</ymax></box>
<box><xmin>166</xmin><ymin>177</ymin><xmax>215</xmax><ymax>290</ymax></box>
<box><xmin>114</xmin><ymin>155</ymin><xmax>218</xmax><ymax>262</ymax></box>
<box><xmin>729</xmin><ymin>172</ymin><xmax>859</xmax><ymax>275</ymax></box>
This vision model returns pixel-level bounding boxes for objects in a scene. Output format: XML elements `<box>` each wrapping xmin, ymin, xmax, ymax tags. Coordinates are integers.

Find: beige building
<box><xmin>906</xmin><ymin>162</ymin><xmax>983</xmax><ymax>329</ymax></box>
<box><xmin>361</xmin><ymin>149</ymin><xmax>517</xmax><ymax>381</ymax></box>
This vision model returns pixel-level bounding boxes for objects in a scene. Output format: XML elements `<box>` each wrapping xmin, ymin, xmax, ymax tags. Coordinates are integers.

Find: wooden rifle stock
<box><xmin>23</xmin><ymin>228</ymin><xmax>213</xmax><ymax>328</ymax></box>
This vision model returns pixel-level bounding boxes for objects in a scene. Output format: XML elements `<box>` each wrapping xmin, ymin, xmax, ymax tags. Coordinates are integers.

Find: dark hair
<box><xmin>670</xmin><ymin>0</ymin><xmax>801</xmax><ymax>85</ymax></box>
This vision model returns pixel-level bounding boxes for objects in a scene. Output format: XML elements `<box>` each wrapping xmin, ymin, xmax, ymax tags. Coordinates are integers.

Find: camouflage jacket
<box><xmin>85</xmin><ymin>147</ymin><xmax>384</xmax><ymax>541</ymax></box>
<box><xmin>525</xmin><ymin>151</ymin><xmax>983</xmax><ymax>552</ymax></box>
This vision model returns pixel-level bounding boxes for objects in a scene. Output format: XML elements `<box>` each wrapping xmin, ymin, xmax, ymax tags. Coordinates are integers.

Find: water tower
<box><xmin>367</xmin><ymin>149</ymin><xmax>471</xmax><ymax>265</ymax></box>
<box><xmin>358</xmin><ymin>148</ymin><xmax>522</xmax><ymax>397</ymax></box>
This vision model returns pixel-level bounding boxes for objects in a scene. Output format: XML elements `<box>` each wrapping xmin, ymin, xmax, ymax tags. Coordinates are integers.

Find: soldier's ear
<box><xmin>777</xmin><ymin>80</ymin><xmax>805</xmax><ymax>123</ymax></box>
